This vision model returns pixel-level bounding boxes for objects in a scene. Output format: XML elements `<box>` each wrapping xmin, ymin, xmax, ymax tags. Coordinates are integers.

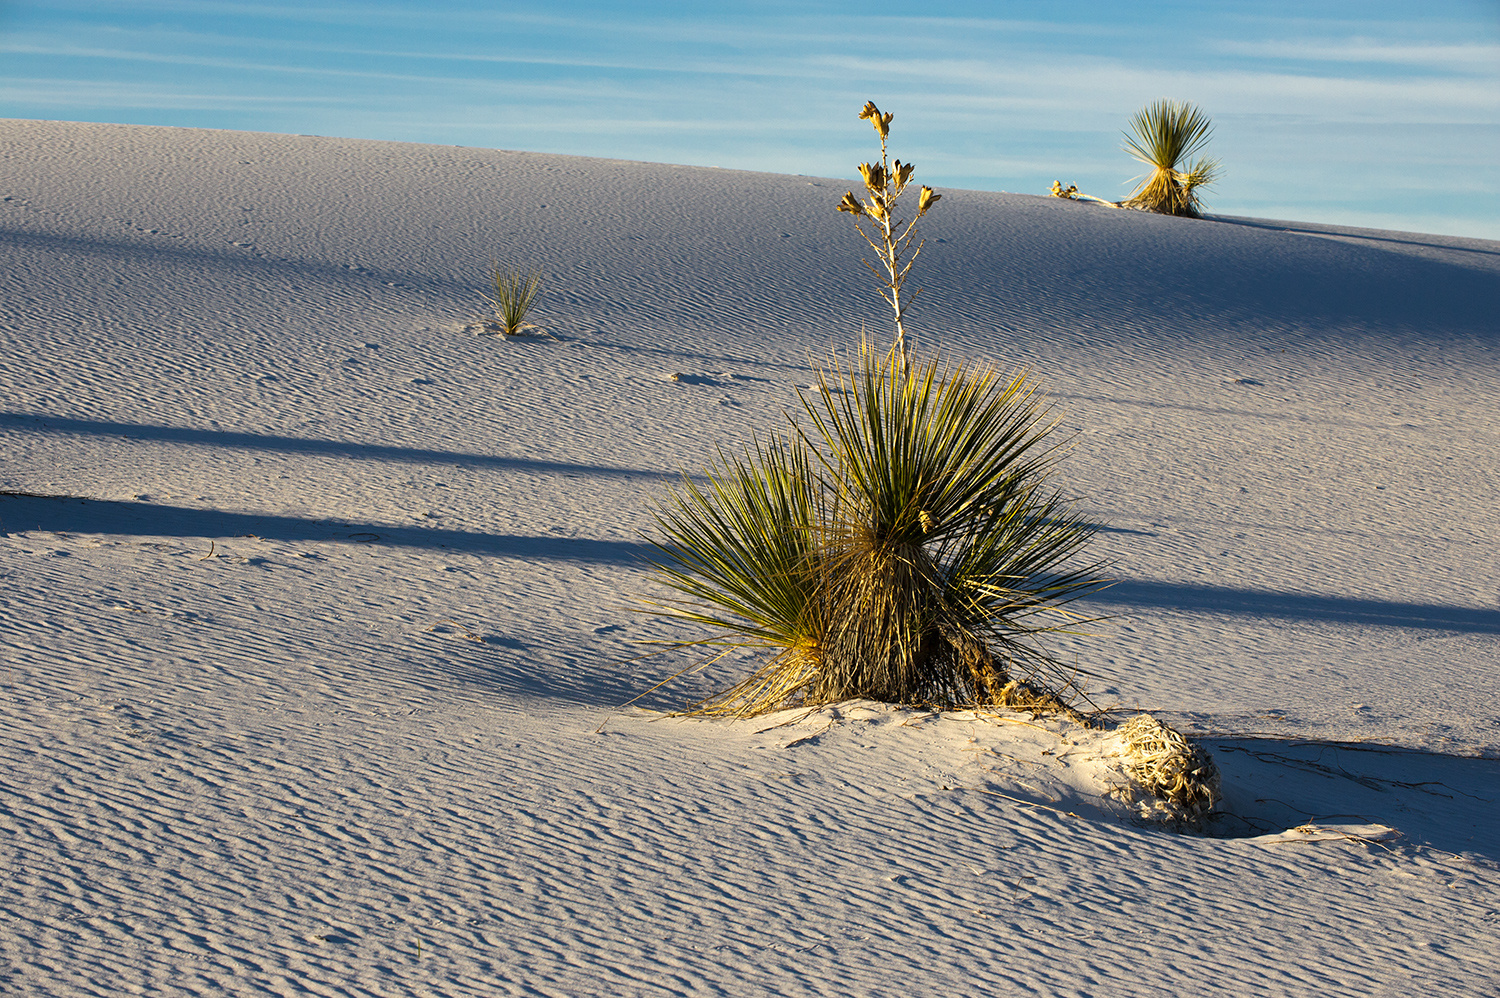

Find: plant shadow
<box><xmin>0</xmin><ymin>412</ymin><xmax>683</xmax><ymax>483</ymax></box>
<box><xmin>0</xmin><ymin>492</ymin><xmax>656</xmax><ymax>564</ymax></box>
<box><xmin>1205</xmin><ymin>736</ymin><xmax>1500</xmax><ymax>863</ymax></box>
<box><xmin>1</xmin><ymin>491</ymin><xmax>677</xmax><ymax>710</ymax></box>
<box><xmin>1090</xmin><ymin>578</ymin><xmax>1500</xmax><ymax>635</ymax></box>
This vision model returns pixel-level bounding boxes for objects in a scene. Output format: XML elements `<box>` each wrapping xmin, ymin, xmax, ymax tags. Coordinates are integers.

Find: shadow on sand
<box><xmin>1090</xmin><ymin>578</ymin><xmax>1500</xmax><ymax>635</ymax></box>
<box><xmin>0</xmin><ymin>412</ymin><xmax>683</xmax><ymax>482</ymax></box>
<box><xmin>1206</xmin><ymin>735</ymin><xmax>1500</xmax><ymax>862</ymax></box>
<box><xmin>7</xmin><ymin>493</ymin><xmax>1497</xmax><ymax>633</ymax></box>
<box><xmin>0</xmin><ymin>492</ymin><xmax>657</xmax><ymax>565</ymax></box>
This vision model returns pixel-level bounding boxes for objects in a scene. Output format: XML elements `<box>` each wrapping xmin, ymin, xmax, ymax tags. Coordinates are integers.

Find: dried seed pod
<box><xmin>892</xmin><ymin>160</ymin><xmax>915</xmax><ymax>193</ymax></box>
<box><xmin>858</xmin><ymin>101</ymin><xmax>892</xmax><ymax>139</ymax></box>
<box><xmin>837</xmin><ymin>100</ymin><xmax>945</xmax><ymax>359</ymax></box>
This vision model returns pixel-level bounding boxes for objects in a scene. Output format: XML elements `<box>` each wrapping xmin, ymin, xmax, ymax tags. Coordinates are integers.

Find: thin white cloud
<box><xmin>30</xmin><ymin>1</ymin><xmax>849</xmax><ymax>47</ymax></box>
<box><xmin>0</xmin><ymin>70</ymin><xmax>778</xmax><ymax>115</ymax></box>
<box><xmin>1212</xmin><ymin>38</ymin><xmax>1500</xmax><ymax>70</ymax></box>
<box><xmin>0</xmin><ymin>40</ymin><xmax>763</xmax><ymax>88</ymax></box>
<box><xmin>0</xmin><ymin>27</ymin><xmax>819</xmax><ymax>82</ymax></box>
<box><xmin>0</xmin><ymin>78</ymin><xmax>355</xmax><ymax>108</ymax></box>
<box><xmin>816</xmin><ymin>54</ymin><xmax>1500</xmax><ymax>117</ymax></box>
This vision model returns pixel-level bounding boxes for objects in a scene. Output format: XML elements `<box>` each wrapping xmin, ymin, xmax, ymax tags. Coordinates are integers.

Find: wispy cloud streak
<box><xmin>3</xmin><ymin>1</ymin><xmax>1497</xmax><ymax>238</ymax></box>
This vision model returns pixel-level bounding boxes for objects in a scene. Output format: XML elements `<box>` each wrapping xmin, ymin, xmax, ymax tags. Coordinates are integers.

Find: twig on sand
<box><xmin>594</xmin><ymin>645</ymin><xmax>735</xmax><ymax>732</ymax></box>
<box><xmin>431</xmin><ymin>619</ymin><xmax>485</xmax><ymax>643</ymax></box>
<box><xmin>974</xmin><ymin>711</ymin><xmax>1060</xmax><ymax>736</ymax></box>
<box><xmin>967</xmin><ymin>786</ymin><xmax>1083</xmax><ymax>820</ymax></box>
<box><xmin>751</xmin><ymin>707</ymin><xmax>823</xmax><ymax>734</ymax></box>
<box><xmin>781</xmin><ymin>721</ymin><xmax>834</xmax><ymax>748</ymax></box>
<box><xmin>898</xmin><ymin>711</ymin><xmax>940</xmax><ymax>727</ymax></box>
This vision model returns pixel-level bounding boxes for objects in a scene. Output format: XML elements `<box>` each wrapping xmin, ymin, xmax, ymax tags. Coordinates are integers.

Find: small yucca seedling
<box><xmin>480</xmin><ymin>264</ymin><xmax>544</xmax><ymax>336</ymax></box>
<box><xmin>1120</xmin><ymin>100</ymin><xmax>1221</xmax><ymax>218</ymax></box>
<box><xmin>836</xmin><ymin>101</ymin><xmax>942</xmax><ymax>363</ymax></box>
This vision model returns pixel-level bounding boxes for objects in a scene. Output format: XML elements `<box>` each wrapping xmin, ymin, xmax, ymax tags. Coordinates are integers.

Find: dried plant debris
<box><xmin>1048</xmin><ymin>181</ymin><xmax>1120</xmax><ymax>207</ymax></box>
<box><xmin>1109</xmin><ymin>713</ymin><xmax>1222</xmax><ymax>830</ymax></box>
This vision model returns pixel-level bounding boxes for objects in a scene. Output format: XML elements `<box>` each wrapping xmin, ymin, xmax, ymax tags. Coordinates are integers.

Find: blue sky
<box><xmin>3</xmin><ymin>1</ymin><xmax>1498</xmax><ymax>239</ymax></box>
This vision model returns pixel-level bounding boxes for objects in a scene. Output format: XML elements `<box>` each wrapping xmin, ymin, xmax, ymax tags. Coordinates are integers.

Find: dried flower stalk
<box><xmin>836</xmin><ymin>101</ymin><xmax>941</xmax><ymax>363</ymax></box>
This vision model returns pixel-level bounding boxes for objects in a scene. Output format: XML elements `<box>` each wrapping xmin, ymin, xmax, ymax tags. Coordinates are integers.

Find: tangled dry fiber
<box><xmin>1112</xmin><ymin>714</ymin><xmax>1223</xmax><ymax>829</ymax></box>
<box><xmin>644</xmin><ymin>344</ymin><xmax>1107</xmax><ymax>717</ymax></box>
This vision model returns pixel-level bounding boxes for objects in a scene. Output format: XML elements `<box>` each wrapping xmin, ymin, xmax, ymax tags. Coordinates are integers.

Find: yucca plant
<box><xmin>836</xmin><ymin>102</ymin><xmax>941</xmax><ymax>363</ymax></box>
<box><xmin>480</xmin><ymin>264</ymin><xmax>544</xmax><ymax>336</ymax></box>
<box><xmin>1121</xmin><ymin>99</ymin><xmax>1221</xmax><ymax>217</ymax></box>
<box><xmin>642</xmin><ymin>342</ymin><xmax>1105</xmax><ymax>717</ymax></box>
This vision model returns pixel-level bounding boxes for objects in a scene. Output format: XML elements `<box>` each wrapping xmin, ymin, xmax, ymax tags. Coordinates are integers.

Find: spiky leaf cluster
<box><xmin>481</xmin><ymin>264</ymin><xmax>544</xmax><ymax>335</ymax></box>
<box><xmin>1121</xmin><ymin>100</ymin><xmax>1221</xmax><ymax>217</ymax></box>
<box><xmin>643</xmin><ymin>344</ymin><xmax>1105</xmax><ymax>716</ymax></box>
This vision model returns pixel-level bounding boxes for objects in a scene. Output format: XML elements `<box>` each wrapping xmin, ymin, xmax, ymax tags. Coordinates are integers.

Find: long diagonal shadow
<box><xmin>1089</xmin><ymin>578</ymin><xmax>1500</xmax><ymax>635</ymax></box>
<box><xmin>0</xmin><ymin>225</ymin><xmax>464</xmax><ymax>296</ymax></box>
<box><xmin>0</xmin><ymin>413</ymin><xmax>681</xmax><ymax>482</ymax></box>
<box><xmin>9</xmin><ymin>492</ymin><xmax>1497</xmax><ymax>634</ymax></box>
<box><xmin>0</xmin><ymin>493</ymin><xmax>657</xmax><ymax>565</ymax></box>
<box><xmin>1213</xmin><ymin>215</ymin><xmax>1500</xmax><ymax>260</ymax></box>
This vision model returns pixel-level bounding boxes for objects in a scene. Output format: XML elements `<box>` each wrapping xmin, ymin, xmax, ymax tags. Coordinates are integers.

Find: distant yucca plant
<box><xmin>836</xmin><ymin>101</ymin><xmax>941</xmax><ymax>362</ymax></box>
<box><xmin>1121</xmin><ymin>100</ymin><xmax>1220</xmax><ymax>217</ymax></box>
<box><xmin>481</xmin><ymin>264</ymin><xmax>544</xmax><ymax>336</ymax></box>
<box><xmin>643</xmin><ymin>342</ymin><xmax>1105</xmax><ymax>717</ymax></box>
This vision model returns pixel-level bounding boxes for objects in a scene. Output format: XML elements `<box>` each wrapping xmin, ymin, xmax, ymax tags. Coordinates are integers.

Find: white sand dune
<box><xmin>2</xmin><ymin>118</ymin><xmax>1497</xmax><ymax>996</ymax></box>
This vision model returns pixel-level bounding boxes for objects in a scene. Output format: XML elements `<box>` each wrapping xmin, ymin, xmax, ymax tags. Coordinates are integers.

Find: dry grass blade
<box><xmin>968</xmin><ymin>787</ymin><xmax>1083</xmax><ymax>820</ymax></box>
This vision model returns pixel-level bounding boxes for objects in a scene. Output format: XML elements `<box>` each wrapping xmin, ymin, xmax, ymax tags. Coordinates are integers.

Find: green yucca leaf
<box><xmin>482</xmin><ymin>264</ymin><xmax>544</xmax><ymax>336</ymax></box>
<box><xmin>1181</xmin><ymin>156</ymin><xmax>1221</xmax><ymax>192</ymax></box>
<box><xmin>800</xmin><ymin>344</ymin><xmax>1058</xmax><ymax>551</ymax></box>
<box><xmin>1123</xmin><ymin>100</ymin><xmax>1214</xmax><ymax>172</ymax></box>
<box><xmin>643</xmin><ymin>435</ymin><xmax>824</xmax><ymax>649</ymax></box>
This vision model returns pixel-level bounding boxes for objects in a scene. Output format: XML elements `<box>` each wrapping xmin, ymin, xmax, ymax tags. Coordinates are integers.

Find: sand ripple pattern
<box><xmin>1</xmin><ymin>121</ymin><xmax>1498</xmax><ymax>996</ymax></box>
<box><xmin>1</xmin><ymin>515</ymin><xmax>1496</xmax><ymax>996</ymax></box>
